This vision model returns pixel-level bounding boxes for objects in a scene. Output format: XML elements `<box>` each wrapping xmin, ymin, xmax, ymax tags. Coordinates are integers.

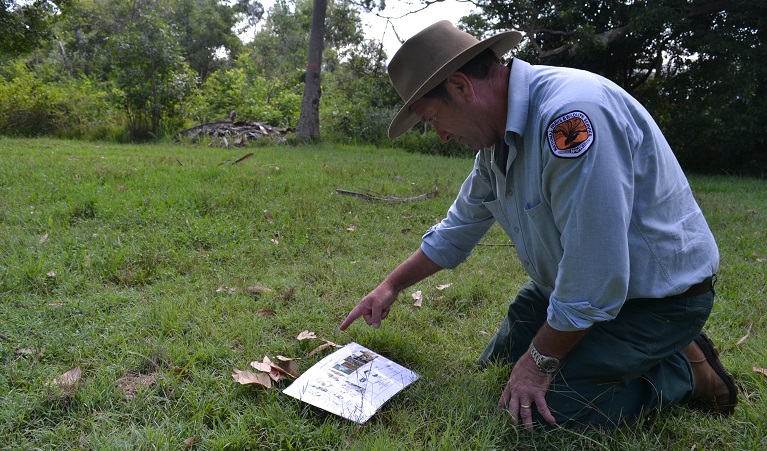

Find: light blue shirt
<box><xmin>421</xmin><ymin>58</ymin><xmax>719</xmax><ymax>332</ymax></box>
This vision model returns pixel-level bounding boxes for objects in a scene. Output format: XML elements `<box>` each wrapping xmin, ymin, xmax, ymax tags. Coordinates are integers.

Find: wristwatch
<box><xmin>529</xmin><ymin>342</ymin><xmax>560</xmax><ymax>374</ymax></box>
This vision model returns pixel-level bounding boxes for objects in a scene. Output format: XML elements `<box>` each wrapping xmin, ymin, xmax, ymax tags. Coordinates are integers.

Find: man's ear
<box><xmin>445</xmin><ymin>73</ymin><xmax>475</xmax><ymax>104</ymax></box>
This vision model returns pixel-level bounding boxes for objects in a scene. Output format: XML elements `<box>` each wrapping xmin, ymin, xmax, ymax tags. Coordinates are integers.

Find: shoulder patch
<box><xmin>546</xmin><ymin>111</ymin><xmax>594</xmax><ymax>158</ymax></box>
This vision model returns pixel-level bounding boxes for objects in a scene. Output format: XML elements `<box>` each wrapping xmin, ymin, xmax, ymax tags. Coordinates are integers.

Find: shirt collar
<box><xmin>505</xmin><ymin>57</ymin><xmax>531</xmax><ymax>141</ymax></box>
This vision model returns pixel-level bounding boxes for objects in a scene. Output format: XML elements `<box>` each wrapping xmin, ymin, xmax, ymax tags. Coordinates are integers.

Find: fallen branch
<box><xmin>233</xmin><ymin>153</ymin><xmax>254</xmax><ymax>165</ymax></box>
<box><xmin>336</xmin><ymin>189</ymin><xmax>438</xmax><ymax>203</ymax></box>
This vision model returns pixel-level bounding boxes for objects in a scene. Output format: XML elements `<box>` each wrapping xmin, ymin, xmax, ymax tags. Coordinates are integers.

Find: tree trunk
<box><xmin>296</xmin><ymin>0</ymin><xmax>327</xmax><ymax>142</ymax></box>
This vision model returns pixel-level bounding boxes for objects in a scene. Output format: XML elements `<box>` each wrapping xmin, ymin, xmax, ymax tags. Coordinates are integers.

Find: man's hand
<box><xmin>339</xmin><ymin>249</ymin><xmax>443</xmax><ymax>331</ymax></box>
<box><xmin>498</xmin><ymin>352</ymin><xmax>557</xmax><ymax>432</ymax></box>
<box><xmin>339</xmin><ymin>282</ymin><xmax>399</xmax><ymax>330</ymax></box>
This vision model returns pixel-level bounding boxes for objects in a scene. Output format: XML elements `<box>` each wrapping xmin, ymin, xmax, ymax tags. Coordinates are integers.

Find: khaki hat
<box><xmin>387</xmin><ymin>21</ymin><xmax>522</xmax><ymax>139</ymax></box>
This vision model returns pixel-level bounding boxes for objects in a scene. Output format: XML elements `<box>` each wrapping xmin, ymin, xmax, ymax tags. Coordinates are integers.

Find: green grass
<box><xmin>1</xmin><ymin>137</ymin><xmax>765</xmax><ymax>449</ymax></box>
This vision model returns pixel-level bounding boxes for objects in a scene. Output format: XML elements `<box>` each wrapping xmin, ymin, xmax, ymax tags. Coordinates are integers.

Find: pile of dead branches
<box><xmin>177</xmin><ymin>120</ymin><xmax>292</xmax><ymax>147</ymax></box>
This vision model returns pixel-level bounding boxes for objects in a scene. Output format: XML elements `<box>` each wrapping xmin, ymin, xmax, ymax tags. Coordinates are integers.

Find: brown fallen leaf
<box><xmin>735</xmin><ymin>324</ymin><xmax>752</xmax><ymax>346</ymax></box>
<box><xmin>308</xmin><ymin>342</ymin><xmax>335</xmax><ymax>357</ymax></box>
<box><xmin>263</xmin><ymin>210</ymin><xmax>274</xmax><ymax>223</ymax></box>
<box><xmin>48</xmin><ymin>366</ymin><xmax>82</xmax><ymax>394</ymax></box>
<box><xmin>247</xmin><ymin>285</ymin><xmax>274</xmax><ymax>294</ymax></box>
<box><xmin>184</xmin><ymin>436</ymin><xmax>196</xmax><ymax>450</ymax></box>
<box><xmin>46</xmin><ymin>269</ymin><xmax>56</xmax><ymax>277</ymax></box>
<box><xmin>436</xmin><ymin>283</ymin><xmax>452</xmax><ymax>290</ymax></box>
<box><xmin>15</xmin><ymin>348</ymin><xmax>45</xmax><ymax>359</ymax></box>
<box><xmin>249</xmin><ymin>361</ymin><xmax>272</xmax><ymax>373</ymax></box>
<box><xmin>39</xmin><ymin>233</ymin><xmax>49</xmax><ymax>245</ymax></box>
<box><xmin>297</xmin><ymin>330</ymin><xmax>317</xmax><ymax>341</ymax></box>
<box><xmin>255</xmin><ymin>309</ymin><xmax>276</xmax><ymax>317</ymax></box>
<box><xmin>232</xmin><ymin>368</ymin><xmax>271</xmax><ymax>388</ymax></box>
<box><xmin>276</xmin><ymin>356</ymin><xmax>301</xmax><ymax>378</ymax></box>
<box><xmin>412</xmin><ymin>290</ymin><xmax>422</xmax><ymax>307</ymax></box>
<box><xmin>261</xmin><ymin>356</ymin><xmax>290</xmax><ymax>381</ymax></box>
<box><xmin>115</xmin><ymin>185</ymin><xmax>128</xmax><ymax>191</ymax></box>
<box><xmin>753</xmin><ymin>367</ymin><xmax>767</xmax><ymax>378</ymax></box>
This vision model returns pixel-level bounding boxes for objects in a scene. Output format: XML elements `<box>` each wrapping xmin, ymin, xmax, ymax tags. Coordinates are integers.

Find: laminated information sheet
<box><xmin>283</xmin><ymin>342</ymin><xmax>419</xmax><ymax>423</ymax></box>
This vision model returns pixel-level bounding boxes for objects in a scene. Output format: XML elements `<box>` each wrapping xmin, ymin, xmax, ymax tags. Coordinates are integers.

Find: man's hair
<box><xmin>422</xmin><ymin>48</ymin><xmax>501</xmax><ymax>101</ymax></box>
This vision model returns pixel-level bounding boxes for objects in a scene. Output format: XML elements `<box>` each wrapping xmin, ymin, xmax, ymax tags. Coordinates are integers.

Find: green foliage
<box><xmin>186</xmin><ymin>61</ymin><xmax>301</xmax><ymax>127</ymax></box>
<box><xmin>108</xmin><ymin>7</ymin><xmax>197</xmax><ymax>140</ymax></box>
<box><xmin>1</xmin><ymin>0</ymin><xmax>64</xmax><ymax>56</ymax></box>
<box><xmin>0</xmin><ymin>138</ymin><xmax>765</xmax><ymax>449</ymax></box>
<box><xmin>0</xmin><ymin>60</ymin><xmax>122</xmax><ymax>138</ymax></box>
<box><xmin>169</xmin><ymin>0</ymin><xmax>245</xmax><ymax>80</ymax></box>
<box><xmin>462</xmin><ymin>0</ymin><xmax>767</xmax><ymax>175</ymax></box>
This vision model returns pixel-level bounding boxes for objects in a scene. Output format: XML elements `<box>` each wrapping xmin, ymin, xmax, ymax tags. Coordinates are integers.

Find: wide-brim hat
<box><xmin>387</xmin><ymin>21</ymin><xmax>523</xmax><ymax>139</ymax></box>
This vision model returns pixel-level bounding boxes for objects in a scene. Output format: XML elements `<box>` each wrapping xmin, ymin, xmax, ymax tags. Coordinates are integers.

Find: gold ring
<box><xmin>520</xmin><ymin>404</ymin><xmax>531</xmax><ymax>409</ymax></box>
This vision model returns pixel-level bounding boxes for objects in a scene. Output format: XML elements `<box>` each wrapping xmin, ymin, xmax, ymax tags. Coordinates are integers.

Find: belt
<box><xmin>679</xmin><ymin>277</ymin><xmax>714</xmax><ymax>297</ymax></box>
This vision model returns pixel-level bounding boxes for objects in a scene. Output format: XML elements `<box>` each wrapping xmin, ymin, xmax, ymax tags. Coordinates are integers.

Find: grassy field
<box><xmin>1</xmin><ymin>137</ymin><xmax>765</xmax><ymax>449</ymax></box>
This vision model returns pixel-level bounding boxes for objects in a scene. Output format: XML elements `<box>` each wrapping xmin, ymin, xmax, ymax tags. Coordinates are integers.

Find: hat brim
<box><xmin>388</xmin><ymin>30</ymin><xmax>523</xmax><ymax>139</ymax></box>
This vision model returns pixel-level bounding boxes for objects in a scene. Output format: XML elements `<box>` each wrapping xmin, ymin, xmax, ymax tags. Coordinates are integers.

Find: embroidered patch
<box><xmin>546</xmin><ymin>111</ymin><xmax>594</xmax><ymax>158</ymax></box>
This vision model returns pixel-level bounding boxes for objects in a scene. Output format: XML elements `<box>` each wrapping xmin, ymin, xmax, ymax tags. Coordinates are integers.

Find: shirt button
<box><xmin>513</xmin><ymin>227</ymin><xmax>520</xmax><ymax>233</ymax></box>
<box><xmin>506</xmin><ymin>188</ymin><xmax>514</xmax><ymax>196</ymax></box>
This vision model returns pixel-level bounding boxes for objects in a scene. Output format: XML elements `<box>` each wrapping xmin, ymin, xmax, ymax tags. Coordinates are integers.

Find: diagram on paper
<box><xmin>283</xmin><ymin>342</ymin><xmax>419</xmax><ymax>423</ymax></box>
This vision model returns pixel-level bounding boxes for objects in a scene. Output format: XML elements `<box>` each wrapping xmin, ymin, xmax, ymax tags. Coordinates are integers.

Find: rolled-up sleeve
<box><xmin>421</xmin><ymin>151</ymin><xmax>497</xmax><ymax>269</ymax></box>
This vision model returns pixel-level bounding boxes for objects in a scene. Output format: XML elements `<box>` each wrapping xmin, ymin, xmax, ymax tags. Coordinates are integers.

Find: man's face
<box><xmin>410</xmin><ymin>91</ymin><xmax>494</xmax><ymax>151</ymax></box>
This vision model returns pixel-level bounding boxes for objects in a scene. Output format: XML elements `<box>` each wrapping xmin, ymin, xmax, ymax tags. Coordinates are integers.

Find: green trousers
<box><xmin>479</xmin><ymin>280</ymin><xmax>714</xmax><ymax>428</ymax></box>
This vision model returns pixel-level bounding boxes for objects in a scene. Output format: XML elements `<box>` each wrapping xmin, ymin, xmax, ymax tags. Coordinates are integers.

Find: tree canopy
<box><xmin>462</xmin><ymin>0</ymin><xmax>766</xmax><ymax>173</ymax></box>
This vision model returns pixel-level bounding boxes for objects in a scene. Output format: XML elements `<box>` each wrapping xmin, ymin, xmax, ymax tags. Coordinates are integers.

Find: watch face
<box><xmin>539</xmin><ymin>358</ymin><xmax>559</xmax><ymax>373</ymax></box>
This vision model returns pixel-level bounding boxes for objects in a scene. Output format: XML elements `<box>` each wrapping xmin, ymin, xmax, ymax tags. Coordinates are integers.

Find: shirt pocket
<box><xmin>523</xmin><ymin>201</ymin><xmax>563</xmax><ymax>268</ymax></box>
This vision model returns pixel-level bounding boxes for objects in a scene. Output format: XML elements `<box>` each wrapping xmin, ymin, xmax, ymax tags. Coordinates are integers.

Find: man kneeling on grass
<box><xmin>339</xmin><ymin>21</ymin><xmax>737</xmax><ymax>430</ymax></box>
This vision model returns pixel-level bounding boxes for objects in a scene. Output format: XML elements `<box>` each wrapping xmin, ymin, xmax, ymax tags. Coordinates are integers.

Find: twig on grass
<box><xmin>336</xmin><ymin>189</ymin><xmax>438</xmax><ymax>203</ymax></box>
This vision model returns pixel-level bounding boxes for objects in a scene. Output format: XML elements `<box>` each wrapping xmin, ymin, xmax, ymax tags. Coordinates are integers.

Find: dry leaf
<box><xmin>308</xmin><ymin>342</ymin><xmax>334</xmax><ymax>357</ymax></box>
<box><xmin>735</xmin><ymin>324</ymin><xmax>752</xmax><ymax>346</ymax></box>
<box><xmin>268</xmin><ymin>368</ymin><xmax>284</xmax><ymax>382</ymax></box>
<box><xmin>39</xmin><ymin>233</ymin><xmax>49</xmax><ymax>245</ymax></box>
<box><xmin>255</xmin><ymin>309</ymin><xmax>276</xmax><ymax>317</ymax></box>
<box><xmin>184</xmin><ymin>436</ymin><xmax>196</xmax><ymax>450</ymax></box>
<box><xmin>412</xmin><ymin>290</ymin><xmax>422</xmax><ymax>307</ymax></box>
<box><xmin>48</xmin><ymin>302</ymin><xmax>64</xmax><ymax>308</ymax></box>
<box><xmin>216</xmin><ymin>286</ymin><xmax>236</xmax><ymax>293</ymax></box>
<box><xmin>271</xmin><ymin>238</ymin><xmax>279</xmax><ymax>245</ymax></box>
<box><xmin>296</xmin><ymin>330</ymin><xmax>317</xmax><ymax>341</ymax></box>
<box><xmin>436</xmin><ymin>283</ymin><xmax>452</xmax><ymax>290</ymax></box>
<box><xmin>115</xmin><ymin>185</ymin><xmax>128</xmax><ymax>190</ymax></box>
<box><xmin>232</xmin><ymin>368</ymin><xmax>271</xmax><ymax>388</ymax></box>
<box><xmin>276</xmin><ymin>356</ymin><xmax>301</xmax><ymax>378</ymax></box>
<box><xmin>263</xmin><ymin>210</ymin><xmax>274</xmax><ymax>223</ymax></box>
<box><xmin>753</xmin><ymin>367</ymin><xmax>767</xmax><ymax>378</ymax></box>
<box><xmin>250</xmin><ymin>361</ymin><xmax>272</xmax><ymax>373</ymax></box>
<box><xmin>15</xmin><ymin>348</ymin><xmax>38</xmax><ymax>356</ymax></box>
<box><xmin>49</xmin><ymin>366</ymin><xmax>82</xmax><ymax>390</ymax></box>
<box><xmin>46</xmin><ymin>269</ymin><xmax>56</xmax><ymax>277</ymax></box>
<box><xmin>346</xmin><ymin>226</ymin><xmax>357</xmax><ymax>232</ymax></box>
<box><xmin>247</xmin><ymin>285</ymin><xmax>274</xmax><ymax>294</ymax></box>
